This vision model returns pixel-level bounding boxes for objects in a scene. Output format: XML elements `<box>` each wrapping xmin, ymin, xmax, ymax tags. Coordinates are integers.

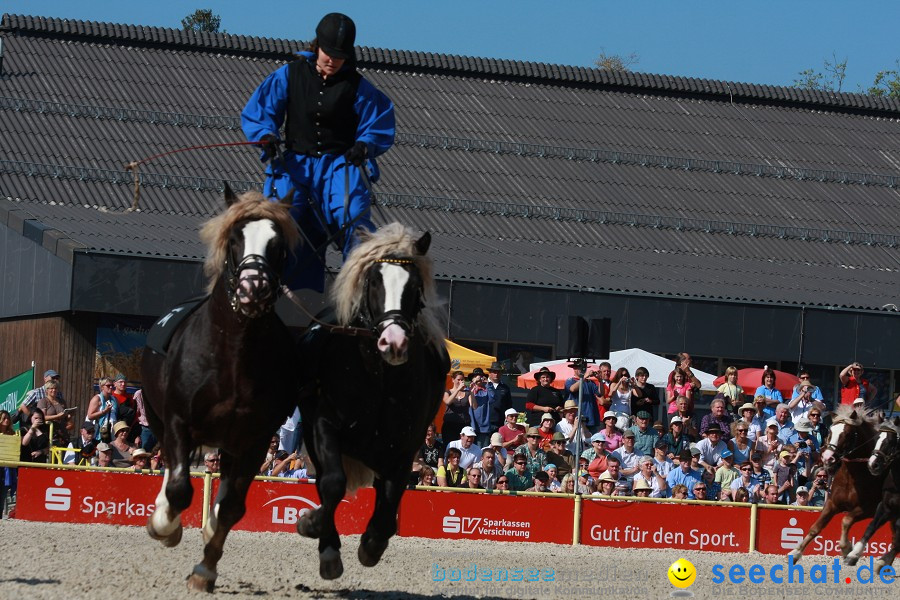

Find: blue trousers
<box><xmin>265</xmin><ymin>153</ymin><xmax>374</xmax><ymax>292</ymax></box>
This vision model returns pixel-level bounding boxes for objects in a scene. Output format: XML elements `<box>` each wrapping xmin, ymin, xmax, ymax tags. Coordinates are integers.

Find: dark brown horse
<box><xmin>846</xmin><ymin>416</ymin><xmax>900</xmax><ymax>571</ymax></box>
<box><xmin>789</xmin><ymin>405</ymin><xmax>884</xmax><ymax>562</ymax></box>
<box><xmin>141</xmin><ymin>186</ymin><xmax>299</xmax><ymax>591</ymax></box>
<box><xmin>295</xmin><ymin>223</ymin><xmax>449</xmax><ymax>580</ymax></box>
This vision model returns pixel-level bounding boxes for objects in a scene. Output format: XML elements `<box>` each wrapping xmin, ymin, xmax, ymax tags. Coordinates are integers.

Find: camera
<box><xmin>81</xmin><ymin>439</ymin><xmax>98</xmax><ymax>457</ymax></box>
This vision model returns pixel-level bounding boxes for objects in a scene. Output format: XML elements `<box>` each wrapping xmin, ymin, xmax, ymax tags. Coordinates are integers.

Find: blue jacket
<box><xmin>241</xmin><ymin>52</ymin><xmax>395</xmax><ymax>174</ymax></box>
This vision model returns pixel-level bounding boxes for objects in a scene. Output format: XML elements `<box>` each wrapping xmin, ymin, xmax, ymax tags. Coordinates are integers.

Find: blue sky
<box><xmin>6</xmin><ymin>1</ymin><xmax>899</xmax><ymax>92</ymax></box>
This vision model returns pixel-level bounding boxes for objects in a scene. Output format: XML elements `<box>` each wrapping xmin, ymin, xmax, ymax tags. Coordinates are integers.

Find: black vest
<box><xmin>286</xmin><ymin>58</ymin><xmax>361</xmax><ymax>157</ymax></box>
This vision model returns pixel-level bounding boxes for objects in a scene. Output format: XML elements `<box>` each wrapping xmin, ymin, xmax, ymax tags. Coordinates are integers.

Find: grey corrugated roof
<box><xmin>1</xmin><ymin>13</ymin><xmax>900</xmax><ymax>313</ymax></box>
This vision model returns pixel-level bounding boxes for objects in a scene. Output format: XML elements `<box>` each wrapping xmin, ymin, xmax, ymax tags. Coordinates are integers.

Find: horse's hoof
<box><xmin>297</xmin><ymin>510</ymin><xmax>320</xmax><ymax>539</ymax></box>
<box><xmin>358</xmin><ymin>537</ymin><xmax>388</xmax><ymax>567</ymax></box>
<box><xmin>186</xmin><ymin>574</ymin><xmax>215</xmax><ymax>593</ymax></box>
<box><xmin>147</xmin><ymin>517</ymin><xmax>183</xmax><ymax>548</ymax></box>
<box><xmin>845</xmin><ymin>555</ymin><xmax>859</xmax><ymax>567</ymax></box>
<box><xmin>874</xmin><ymin>558</ymin><xmax>888</xmax><ymax>574</ymax></box>
<box><xmin>319</xmin><ymin>553</ymin><xmax>344</xmax><ymax>579</ymax></box>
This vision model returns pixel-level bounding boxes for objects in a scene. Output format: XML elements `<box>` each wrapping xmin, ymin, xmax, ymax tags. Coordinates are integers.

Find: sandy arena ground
<box><xmin>0</xmin><ymin>519</ymin><xmax>896</xmax><ymax>599</ymax></box>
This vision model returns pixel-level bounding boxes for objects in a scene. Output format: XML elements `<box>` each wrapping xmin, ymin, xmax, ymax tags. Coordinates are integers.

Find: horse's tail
<box><xmin>342</xmin><ymin>455</ymin><xmax>375</xmax><ymax>495</ymax></box>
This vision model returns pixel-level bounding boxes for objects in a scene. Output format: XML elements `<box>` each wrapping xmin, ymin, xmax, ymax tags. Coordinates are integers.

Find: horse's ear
<box><xmin>415</xmin><ymin>231</ymin><xmax>431</xmax><ymax>256</ymax></box>
<box><xmin>893</xmin><ymin>416</ymin><xmax>900</xmax><ymax>427</ymax></box>
<box><xmin>224</xmin><ymin>183</ymin><xmax>238</xmax><ymax>206</ymax></box>
<box><xmin>279</xmin><ymin>188</ymin><xmax>295</xmax><ymax>206</ymax></box>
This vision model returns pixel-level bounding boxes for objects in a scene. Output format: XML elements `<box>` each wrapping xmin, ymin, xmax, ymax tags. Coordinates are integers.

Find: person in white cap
<box><xmin>497</xmin><ymin>407</ymin><xmax>525</xmax><ymax>450</ymax></box>
<box><xmin>444</xmin><ymin>426</ymin><xmax>480</xmax><ymax>469</ymax></box>
<box><xmin>791</xmin><ymin>485</ymin><xmax>811</xmax><ymax>506</ymax></box>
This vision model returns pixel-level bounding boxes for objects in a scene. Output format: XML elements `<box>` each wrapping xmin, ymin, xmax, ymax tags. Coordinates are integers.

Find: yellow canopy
<box><xmin>445</xmin><ymin>340</ymin><xmax>496</xmax><ymax>374</ymax></box>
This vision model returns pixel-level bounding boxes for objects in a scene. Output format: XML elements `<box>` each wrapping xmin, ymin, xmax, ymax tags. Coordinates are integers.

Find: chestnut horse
<box><xmin>789</xmin><ymin>405</ymin><xmax>883</xmax><ymax>562</ymax></box>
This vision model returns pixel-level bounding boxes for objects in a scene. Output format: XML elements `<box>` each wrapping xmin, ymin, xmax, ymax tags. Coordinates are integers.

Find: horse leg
<box><xmin>846</xmin><ymin>501</ymin><xmax>889</xmax><ymax>565</ymax></box>
<box><xmin>186</xmin><ymin>453</ymin><xmax>256</xmax><ymax>592</ymax></box>
<box><xmin>873</xmin><ymin>514</ymin><xmax>899</xmax><ymax>574</ymax></box>
<box><xmin>297</xmin><ymin>425</ymin><xmax>346</xmax><ymax>580</ymax></box>
<box><xmin>839</xmin><ymin>506</ymin><xmax>865</xmax><ymax>557</ymax></box>
<box><xmin>358</xmin><ymin>469</ymin><xmax>406</xmax><ymax>568</ymax></box>
<box><xmin>789</xmin><ymin>502</ymin><xmax>839</xmax><ymax>562</ymax></box>
<box><xmin>147</xmin><ymin>422</ymin><xmax>192</xmax><ymax>547</ymax></box>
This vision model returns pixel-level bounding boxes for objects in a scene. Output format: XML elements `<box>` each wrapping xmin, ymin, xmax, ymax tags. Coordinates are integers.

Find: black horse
<box><xmin>295</xmin><ymin>222</ymin><xmax>449</xmax><ymax>579</ymax></box>
<box><xmin>142</xmin><ymin>186</ymin><xmax>299</xmax><ymax>592</ymax></box>
<box><xmin>845</xmin><ymin>415</ymin><xmax>900</xmax><ymax>571</ymax></box>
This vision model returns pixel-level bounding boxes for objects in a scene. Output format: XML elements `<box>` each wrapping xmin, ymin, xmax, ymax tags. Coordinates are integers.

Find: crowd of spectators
<box><xmin>416</xmin><ymin>357</ymin><xmax>898</xmax><ymax>507</ymax></box>
<box><xmin>0</xmin><ymin>358</ymin><xmax>894</xmax><ymax>518</ymax></box>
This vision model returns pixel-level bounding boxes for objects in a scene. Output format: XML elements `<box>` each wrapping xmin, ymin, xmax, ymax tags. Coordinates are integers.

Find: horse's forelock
<box><xmin>331</xmin><ymin>223</ymin><xmax>444</xmax><ymax>349</ymax></box>
<box><xmin>199</xmin><ymin>191</ymin><xmax>298</xmax><ymax>293</ymax></box>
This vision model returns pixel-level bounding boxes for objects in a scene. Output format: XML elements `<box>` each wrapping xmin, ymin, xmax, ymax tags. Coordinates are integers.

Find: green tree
<box><xmin>793</xmin><ymin>53</ymin><xmax>847</xmax><ymax>93</ymax></box>
<box><xmin>867</xmin><ymin>60</ymin><xmax>900</xmax><ymax>98</ymax></box>
<box><xmin>181</xmin><ymin>9</ymin><xmax>222</xmax><ymax>33</ymax></box>
<box><xmin>594</xmin><ymin>50</ymin><xmax>639</xmax><ymax>72</ymax></box>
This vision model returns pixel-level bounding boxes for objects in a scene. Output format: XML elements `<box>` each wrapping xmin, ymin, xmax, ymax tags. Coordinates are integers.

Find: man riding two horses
<box><xmin>241</xmin><ymin>13</ymin><xmax>396</xmax><ymax>292</ymax></box>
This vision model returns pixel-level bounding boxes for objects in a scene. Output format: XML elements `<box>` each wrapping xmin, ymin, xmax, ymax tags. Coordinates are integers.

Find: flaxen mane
<box><xmin>831</xmin><ymin>403</ymin><xmax>879</xmax><ymax>425</ymax></box>
<box><xmin>199</xmin><ymin>191</ymin><xmax>299</xmax><ymax>293</ymax></box>
<box><xmin>330</xmin><ymin>222</ymin><xmax>445</xmax><ymax>351</ymax></box>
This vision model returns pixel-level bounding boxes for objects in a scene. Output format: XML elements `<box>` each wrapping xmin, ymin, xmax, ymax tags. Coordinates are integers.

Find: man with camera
<box><xmin>63</xmin><ymin>421</ymin><xmax>99</xmax><ymax>465</ymax></box>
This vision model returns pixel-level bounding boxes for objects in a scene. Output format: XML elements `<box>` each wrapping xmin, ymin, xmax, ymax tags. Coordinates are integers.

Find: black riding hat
<box><xmin>316</xmin><ymin>13</ymin><xmax>356</xmax><ymax>60</ymax></box>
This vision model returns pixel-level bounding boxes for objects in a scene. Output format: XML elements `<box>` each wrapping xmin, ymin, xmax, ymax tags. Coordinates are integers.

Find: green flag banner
<box><xmin>0</xmin><ymin>368</ymin><xmax>35</xmax><ymax>430</ymax></box>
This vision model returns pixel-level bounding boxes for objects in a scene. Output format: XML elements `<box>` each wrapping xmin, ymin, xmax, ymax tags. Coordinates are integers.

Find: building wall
<box><xmin>0</xmin><ymin>312</ymin><xmax>98</xmax><ymax>427</ymax></box>
<box><xmin>0</xmin><ymin>222</ymin><xmax>73</xmax><ymax>319</ymax></box>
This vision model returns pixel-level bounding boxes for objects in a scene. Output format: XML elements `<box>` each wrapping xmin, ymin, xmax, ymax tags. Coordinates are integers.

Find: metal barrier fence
<box><xmin>6</xmin><ymin>460</ymin><xmax>892</xmax><ymax>558</ymax></box>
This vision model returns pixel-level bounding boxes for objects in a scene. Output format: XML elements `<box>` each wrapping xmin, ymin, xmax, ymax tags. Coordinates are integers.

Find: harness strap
<box><xmin>280</xmin><ymin>285</ymin><xmax>374</xmax><ymax>337</ymax></box>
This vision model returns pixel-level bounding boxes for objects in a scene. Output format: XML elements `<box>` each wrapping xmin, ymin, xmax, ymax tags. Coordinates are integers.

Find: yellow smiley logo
<box><xmin>667</xmin><ymin>558</ymin><xmax>696</xmax><ymax>588</ymax></box>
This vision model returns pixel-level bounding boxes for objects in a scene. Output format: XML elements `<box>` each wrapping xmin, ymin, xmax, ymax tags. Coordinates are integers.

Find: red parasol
<box><xmin>516</xmin><ymin>360</ymin><xmax>604</xmax><ymax>390</ymax></box>
<box><xmin>712</xmin><ymin>368</ymin><xmax>799</xmax><ymax>400</ymax></box>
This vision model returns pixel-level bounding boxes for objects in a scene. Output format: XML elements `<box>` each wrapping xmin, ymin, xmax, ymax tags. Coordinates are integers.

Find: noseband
<box><xmin>363</xmin><ymin>257</ymin><xmax>421</xmax><ymax>336</ymax></box>
<box><xmin>224</xmin><ymin>251</ymin><xmax>281</xmax><ymax>316</ymax></box>
<box><xmin>871</xmin><ymin>426</ymin><xmax>900</xmax><ymax>467</ymax></box>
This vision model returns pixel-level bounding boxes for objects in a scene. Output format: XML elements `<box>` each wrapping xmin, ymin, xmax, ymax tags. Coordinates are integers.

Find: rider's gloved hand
<box><xmin>258</xmin><ymin>134</ymin><xmax>280</xmax><ymax>161</ymax></box>
<box><xmin>344</xmin><ymin>141</ymin><xmax>368</xmax><ymax>167</ymax></box>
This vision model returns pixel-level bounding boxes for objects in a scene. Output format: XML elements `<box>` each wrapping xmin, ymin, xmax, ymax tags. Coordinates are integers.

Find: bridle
<box><xmin>870</xmin><ymin>425</ymin><xmax>900</xmax><ymax>468</ymax></box>
<box><xmin>224</xmin><ymin>246</ymin><xmax>282</xmax><ymax>317</ymax></box>
<box><xmin>279</xmin><ymin>256</ymin><xmax>423</xmax><ymax>339</ymax></box>
<box><xmin>360</xmin><ymin>257</ymin><xmax>422</xmax><ymax>337</ymax></box>
<box><xmin>824</xmin><ymin>420</ymin><xmax>877</xmax><ymax>465</ymax></box>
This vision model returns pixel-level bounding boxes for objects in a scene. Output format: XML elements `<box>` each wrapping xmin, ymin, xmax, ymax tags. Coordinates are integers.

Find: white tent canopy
<box><xmin>530</xmin><ymin>348</ymin><xmax>718</xmax><ymax>392</ymax></box>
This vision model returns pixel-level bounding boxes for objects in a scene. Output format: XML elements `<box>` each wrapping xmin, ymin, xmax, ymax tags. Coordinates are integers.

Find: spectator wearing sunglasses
<box><xmin>87</xmin><ymin>377</ymin><xmax>119</xmax><ymax>440</ymax></box>
<box><xmin>808</xmin><ymin>467</ymin><xmax>828</xmax><ymax>507</ymax></box>
<box><xmin>729</xmin><ymin>461</ymin><xmax>761</xmax><ymax>501</ymax></box>
<box><xmin>505</xmin><ymin>456</ymin><xmax>532</xmax><ymax>491</ymax></box>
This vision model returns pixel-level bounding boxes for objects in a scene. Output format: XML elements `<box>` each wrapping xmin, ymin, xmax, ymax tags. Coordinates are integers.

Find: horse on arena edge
<box><xmin>845</xmin><ymin>415</ymin><xmax>900</xmax><ymax>571</ymax></box>
<box><xmin>788</xmin><ymin>405</ymin><xmax>884</xmax><ymax>562</ymax></box>
<box><xmin>141</xmin><ymin>186</ymin><xmax>300</xmax><ymax>592</ymax></box>
<box><xmin>294</xmin><ymin>222</ymin><xmax>449</xmax><ymax>580</ymax></box>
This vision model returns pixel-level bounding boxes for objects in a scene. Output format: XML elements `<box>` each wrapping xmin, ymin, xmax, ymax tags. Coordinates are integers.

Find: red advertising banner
<box><xmin>580</xmin><ymin>499</ymin><xmax>751</xmax><ymax>552</ymax></box>
<box><xmin>16</xmin><ymin>467</ymin><xmax>203</xmax><ymax>528</ymax></box>
<box><xmin>226</xmin><ymin>479</ymin><xmax>374</xmax><ymax>535</ymax></box>
<box><xmin>397</xmin><ymin>490</ymin><xmax>573</xmax><ymax>545</ymax></box>
<box><xmin>755</xmin><ymin>507</ymin><xmax>895</xmax><ymax>557</ymax></box>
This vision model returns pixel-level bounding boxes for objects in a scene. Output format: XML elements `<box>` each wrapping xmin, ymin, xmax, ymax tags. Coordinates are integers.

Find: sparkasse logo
<box><xmin>44</xmin><ymin>476</ymin><xmax>71</xmax><ymax>511</ymax></box>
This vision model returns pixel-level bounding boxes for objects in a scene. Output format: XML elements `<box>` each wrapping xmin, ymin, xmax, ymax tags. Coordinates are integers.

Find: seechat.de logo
<box><xmin>44</xmin><ymin>476</ymin><xmax>71</xmax><ymax>512</ymax></box>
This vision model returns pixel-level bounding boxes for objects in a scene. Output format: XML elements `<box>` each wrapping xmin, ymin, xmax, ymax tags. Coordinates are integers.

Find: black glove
<box><xmin>258</xmin><ymin>133</ymin><xmax>280</xmax><ymax>161</ymax></box>
<box><xmin>344</xmin><ymin>141</ymin><xmax>368</xmax><ymax>166</ymax></box>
